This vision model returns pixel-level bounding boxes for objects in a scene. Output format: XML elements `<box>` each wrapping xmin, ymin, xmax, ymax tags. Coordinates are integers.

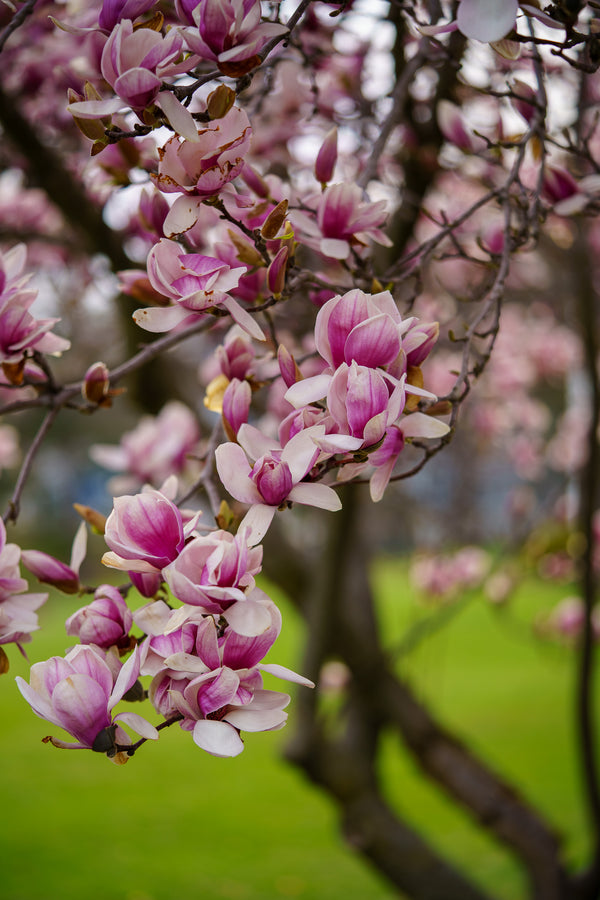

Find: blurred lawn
<box><xmin>1</xmin><ymin>558</ymin><xmax>591</xmax><ymax>900</ymax></box>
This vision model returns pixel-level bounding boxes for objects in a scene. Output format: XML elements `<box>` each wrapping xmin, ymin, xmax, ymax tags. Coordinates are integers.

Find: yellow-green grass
<box><xmin>0</xmin><ymin>558</ymin><xmax>592</xmax><ymax>900</ymax></box>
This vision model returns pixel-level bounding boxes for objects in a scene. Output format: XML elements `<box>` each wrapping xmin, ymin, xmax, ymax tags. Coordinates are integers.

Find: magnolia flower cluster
<box><xmin>17</xmin><ymin>483</ymin><xmax>312</xmax><ymax>760</ymax></box>
<box><xmin>216</xmin><ymin>288</ymin><xmax>449</xmax><ymax>507</ymax></box>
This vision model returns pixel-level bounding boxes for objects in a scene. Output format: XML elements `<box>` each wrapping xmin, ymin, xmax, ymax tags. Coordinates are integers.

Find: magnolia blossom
<box><xmin>215</xmin><ymin>423</ymin><xmax>341</xmax><ymax>542</ymax></box>
<box><xmin>0</xmin><ymin>519</ymin><xmax>47</xmax><ymax>650</ymax></box>
<box><xmin>91</xmin><ymin>401</ymin><xmax>200</xmax><ymax>494</ymax></box>
<box><xmin>132</xmin><ymin>238</ymin><xmax>263</xmax><ymax>339</ymax></box>
<box><xmin>102</xmin><ymin>486</ymin><xmax>199</xmax><ymax>575</ymax></box>
<box><xmin>148</xmin><ymin>611</ymin><xmax>312</xmax><ymax>757</ymax></box>
<box><xmin>163</xmin><ymin>528</ymin><xmax>261</xmax><ymax>610</ymax></box>
<box><xmin>314</xmin><ymin>288</ymin><xmax>406</xmax><ymax>371</ymax></box>
<box><xmin>289</xmin><ymin>183</ymin><xmax>391</xmax><ymax>260</ymax></box>
<box><xmin>152</xmin><ymin>107</ymin><xmax>252</xmax><ymax>236</ymax></box>
<box><xmin>16</xmin><ymin>645</ymin><xmax>157</xmax><ymax>752</ymax></box>
<box><xmin>98</xmin><ymin>0</ymin><xmax>157</xmax><ymax>32</ymax></box>
<box><xmin>65</xmin><ymin>585</ymin><xmax>133</xmax><ymax>650</ymax></box>
<box><xmin>100</xmin><ymin>20</ymin><xmax>189</xmax><ymax>112</ymax></box>
<box><xmin>178</xmin><ymin>0</ymin><xmax>288</xmax><ymax>71</ymax></box>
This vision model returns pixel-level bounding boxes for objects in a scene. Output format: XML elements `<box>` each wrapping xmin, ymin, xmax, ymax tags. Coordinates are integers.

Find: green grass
<box><xmin>0</xmin><ymin>559</ymin><xmax>592</xmax><ymax>900</ymax></box>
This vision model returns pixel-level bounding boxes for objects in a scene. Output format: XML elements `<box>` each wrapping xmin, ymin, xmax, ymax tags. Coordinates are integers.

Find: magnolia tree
<box><xmin>0</xmin><ymin>0</ymin><xmax>599</xmax><ymax>897</ymax></box>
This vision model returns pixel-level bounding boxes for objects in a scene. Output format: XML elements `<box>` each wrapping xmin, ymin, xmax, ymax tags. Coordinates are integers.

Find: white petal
<box><xmin>288</xmin><ymin>482</ymin><xmax>342</xmax><ymax>511</ymax></box>
<box><xmin>221</xmin><ymin>295</ymin><xmax>266</xmax><ymax>342</ymax></box>
<box><xmin>114</xmin><ymin>711</ymin><xmax>159</xmax><ymax>740</ymax></box>
<box><xmin>400</xmin><ymin>412</ymin><xmax>450</xmax><ymax>438</ymax></box>
<box><xmin>257</xmin><ymin>663</ymin><xmax>315</xmax><ymax>688</ymax></box>
<box><xmin>237</xmin><ymin>504</ymin><xmax>276</xmax><ymax>546</ymax></box>
<box><xmin>158</xmin><ymin>92</ymin><xmax>200</xmax><ymax>143</ymax></box>
<box><xmin>284</xmin><ymin>373</ymin><xmax>332</xmax><ymax>408</ymax></box>
<box><xmin>224</xmin><ymin>599</ymin><xmax>272</xmax><ymax>636</ymax></box>
<box><xmin>193</xmin><ymin>719</ymin><xmax>244</xmax><ymax>757</ymax></box>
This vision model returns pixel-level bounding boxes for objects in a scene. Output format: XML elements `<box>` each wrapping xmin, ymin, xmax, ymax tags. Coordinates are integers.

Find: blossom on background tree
<box><xmin>0</xmin><ymin>1</ymin><xmax>599</xmax><ymax>898</ymax></box>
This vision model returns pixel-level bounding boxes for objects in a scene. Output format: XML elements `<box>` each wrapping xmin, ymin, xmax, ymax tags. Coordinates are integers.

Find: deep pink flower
<box><xmin>148</xmin><ymin>609</ymin><xmax>313</xmax><ymax>757</ymax></box>
<box><xmin>101</xmin><ymin>20</ymin><xmax>187</xmax><ymax>112</ymax></box>
<box><xmin>99</xmin><ymin>0</ymin><xmax>157</xmax><ymax>32</ymax></box>
<box><xmin>327</xmin><ymin>362</ymin><xmax>406</xmax><ymax>447</ymax></box>
<box><xmin>222</xmin><ymin>377</ymin><xmax>252</xmax><ymax>437</ymax></box>
<box><xmin>290</xmin><ymin>183</ymin><xmax>391</xmax><ymax>260</ymax></box>
<box><xmin>178</xmin><ymin>0</ymin><xmax>287</xmax><ymax>71</ymax></box>
<box><xmin>65</xmin><ymin>585</ymin><xmax>133</xmax><ymax>650</ymax></box>
<box><xmin>102</xmin><ymin>487</ymin><xmax>195</xmax><ymax>574</ymax></box>
<box><xmin>314</xmin><ymin>288</ymin><xmax>404</xmax><ymax>370</ymax></box>
<box><xmin>163</xmin><ymin>529</ymin><xmax>262</xmax><ymax>614</ymax></box>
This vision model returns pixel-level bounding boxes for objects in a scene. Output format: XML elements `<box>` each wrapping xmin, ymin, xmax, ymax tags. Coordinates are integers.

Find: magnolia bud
<box><xmin>267</xmin><ymin>246</ymin><xmax>289</xmax><ymax>297</ymax></box>
<box><xmin>315</xmin><ymin>127</ymin><xmax>338</xmax><ymax>186</ymax></box>
<box><xmin>277</xmin><ymin>344</ymin><xmax>302</xmax><ymax>388</ymax></box>
<box><xmin>261</xmin><ymin>200</ymin><xmax>288</xmax><ymax>239</ymax></box>
<box><xmin>21</xmin><ymin>550</ymin><xmax>81</xmax><ymax>594</ymax></box>
<box><xmin>222</xmin><ymin>378</ymin><xmax>251</xmax><ymax>440</ymax></box>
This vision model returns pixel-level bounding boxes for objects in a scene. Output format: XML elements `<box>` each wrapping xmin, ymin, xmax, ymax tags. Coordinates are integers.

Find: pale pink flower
<box><xmin>91</xmin><ymin>401</ymin><xmax>200</xmax><ymax>494</ymax></box>
<box><xmin>0</xmin><ymin>520</ymin><xmax>47</xmax><ymax>650</ymax></box>
<box><xmin>16</xmin><ymin>645</ymin><xmax>157</xmax><ymax>752</ymax></box>
<box><xmin>133</xmin><ymin>238</ymin><xmax>263</xmax><ymax>338</ymax></box>
<box><xmin>215</xmin><ymin>423</ymin><xmax>341</xmax><ymax>541</ymax></box>
<box><xmin>152</xmin><ymin>107</ymin><xmax>252</xmax><ymax>236</ymax></box>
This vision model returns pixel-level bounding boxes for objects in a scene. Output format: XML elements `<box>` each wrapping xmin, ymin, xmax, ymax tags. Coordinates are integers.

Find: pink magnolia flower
<box><xmin>327</xmin><ymin>362</ymin><xmax>407</xmax><ymax>448</ymax></box>
<box><xmin>163</xmin><ymin>529</ymin><xmax>265</xmax><ymax>632</ymax></box>
<box><xmin>290</xmin><ymin>183</ymin><xmax>391</xmax><ymax>260</ymax></box>
<box><xmin>100</xmin><ymin>20</ymin><xmax>188</xmax><ymax>112</ymax></box>
<box><xmin>91</xmin><ymin>400</ymin><xmax>200</xmax><ymax>494</ymax></box>
<box><xmin>65</xmin><ymin>585</ymin><xmax>133</xmax><ymax>650</ymax></box>
<box><xmin>314</xmin><ymin>288</ymin><xmax>405</xmax><ymax>371</ymax></box>
<box><xmin>0</xmin><ymin>519</ymin><xmax>47</xmax><ymax>651</ymax></box>
<box><xmin>99</xmin><ymin>0</ymin><xmax>157</xmax><ymax>32</ymax></box>
<box><xmin>152</xmin><ymin>106</ymin><xmax>252</xmax><ymax>236</ymax></box>
<box><xmin>178</xmin><ymin>0</ymin><xmax>288</xmax><ymax>71</ymax></box>
<box><xmin>222</xmin><ymin>377</ymin><xmax>252</xmax><ymax>437</ymax></box>
<box><xmin>149</xmin><ymin>610</ymin><xmax>312</xmax><ymax>757</ymax></box>
<box><xmin>16</xmin><ymin>644</ymin><xmax>157</xmax><ymax>752</ymax></box>
<box><xmin>102</xmin><ymin>486</ymin><xmax>198</xmax><ymax>574</ymax></box>
<box><xmin>215</xmin><ymin>423</ymin><xmax>341</xmax><ymax>541</ymax></box>
<box><xmin>133</xmin><ymin>238</ymin><xmax>263</xmax><ymax>338</ymax></box>
<box><xmin>0</xmin><ymin>244</ymin><xmax>33</xmax><ymax>302</ymax></box>
<box><xmin>0</xmin><ymin>297</ymin><xmax>70</xmax><ymax>366</ymax></box>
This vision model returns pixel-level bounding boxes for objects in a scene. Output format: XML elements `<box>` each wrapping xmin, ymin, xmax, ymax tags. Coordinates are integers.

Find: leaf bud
<box><xmin>261</xmin><ymin>199</ymin><xmax>288</xmax><ymax>239</ymax></box>
<box><xmin>82</xmin><ymin>362</ymin><xmax>110</xmax><ymax>405</ymax></box>
<box><xmin>207</xmin><ymin>84</ymin><xmax>236</xmax><ymax>120</ymax></box>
